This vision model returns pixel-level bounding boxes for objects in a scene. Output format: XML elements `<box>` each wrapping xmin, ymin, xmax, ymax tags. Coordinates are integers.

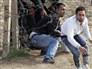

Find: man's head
<box><xmin>54</xmin><ymin>3</ymin><xmax>66</xmax><ymax>17</ymax></box>
<box><xmin>28</xmin><ymin>6</ymin><xmax>35</xmax><ymax>16</ymax></box>
<box><xmin>75</xmin><ymin>6</ymin><xmax>86</xmax><ymax>23</ymax></box>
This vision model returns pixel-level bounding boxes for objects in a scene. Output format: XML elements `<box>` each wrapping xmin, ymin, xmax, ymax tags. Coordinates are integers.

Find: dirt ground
<box><xmin>0</xmin><ymin>45</ymin><xmax>92</xmax><ymax>69</ymax></box>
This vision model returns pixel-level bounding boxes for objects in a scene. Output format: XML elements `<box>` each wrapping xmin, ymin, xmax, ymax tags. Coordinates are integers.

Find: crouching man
<box><xmin>29</xmin><ymin>2</ymin><xmax>66</xmax><ymax>64</ymax></box>
<box><xmin>61</xmin><ymin>6</ymin><xmax>92</xmax><ymax>69</ymax></box>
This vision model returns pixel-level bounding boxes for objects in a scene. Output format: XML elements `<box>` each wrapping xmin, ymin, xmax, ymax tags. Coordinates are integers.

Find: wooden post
<box><xmin>2</xmin><ymin>0</ymin><xmax>12</xmax><ymax>57</ymax></box>
<box><xmin>0</xmin><ymin>0</ymin><xmax>4</xmax><ymax>59</ymax></box>
<box><xmin>11</xmin><ymin>0</ymin><xmax>19</xmax><ymax>49</ymax></box>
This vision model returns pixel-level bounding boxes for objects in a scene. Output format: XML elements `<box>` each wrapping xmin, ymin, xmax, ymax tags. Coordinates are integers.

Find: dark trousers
<box><xmin>61</xmin><ymin>35</ymin><xmax>89</xmax><ymax>67</ymax></box>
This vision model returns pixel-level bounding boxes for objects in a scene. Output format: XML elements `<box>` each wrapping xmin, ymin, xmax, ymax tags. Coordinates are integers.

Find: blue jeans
<box><xmin>61</xmin><ymin>35</ymin><xmax>89</xmax><ymax>67</ymax></box>
<box><xmin>31</xmin><ymin>34</ymin><xmax>59</xmax><ymax>59</ymax></box>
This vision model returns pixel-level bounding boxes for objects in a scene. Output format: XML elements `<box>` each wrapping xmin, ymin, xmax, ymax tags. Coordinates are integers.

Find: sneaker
<box><xmin>82</xmin><ymin>64</ymin><xmax>90</xmax><ymax>69</ymax></box>
<box><xmin>42</xmin><ymin>58</ymin><xmax>55</xmax><ymax>64</ymax></box>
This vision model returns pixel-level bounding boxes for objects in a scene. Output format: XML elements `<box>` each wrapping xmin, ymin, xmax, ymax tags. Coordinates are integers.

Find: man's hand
<box><xmin>54</xmin><ymin>30</ymin><xmax>61</xmax><ymax>37</ymax></box>
<box><xmin>43</xmin><ymin>9</ymin><xmax>47</xmax><ymax>15</ymax></box>
<box><xmin>79</xmin><ymin>47</ymin><xmax>87</xmax><ymax>54</ymax></box>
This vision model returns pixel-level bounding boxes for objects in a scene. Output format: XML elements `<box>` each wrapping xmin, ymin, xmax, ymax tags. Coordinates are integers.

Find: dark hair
<box><xmin>55</xmin><ymin>2</ymin><xmax>65</xmax><ymax>9</ymax></box>
<box><xmin>48</xmin><ymin>2</ymin><xmax>65</xmax><ymax>12</ymax></box>
<box><xmin>48</xmin><ymin>2</ymin><xmax>57</xmax><ymax>11</ymax></box>
<box><xmin>75</xmin><ymin>6</ymin><xmax>86</xmax><ymax>14</ymax></box>
<box><xmin>41</xmin><ymin>0</ymin><xmax>45</xmax><ymax>3</ymax></box>
<box><xmin>28</xmin><ymin>6</ymin><xmax>36</xmax><ymax>9</ymax></box>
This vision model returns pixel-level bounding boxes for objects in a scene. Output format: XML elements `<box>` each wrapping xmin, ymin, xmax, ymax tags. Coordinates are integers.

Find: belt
<box><xmin>31</xmin><ymin>34</ymin><xmax>38</xmax><ymax>39</ymax></box>
<box><xmin>29</xmin><ymin>32</ymin><xmax>37</xmax><ymax>39</ymax></box>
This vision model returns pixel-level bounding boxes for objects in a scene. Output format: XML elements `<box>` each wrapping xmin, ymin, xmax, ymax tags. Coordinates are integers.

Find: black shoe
<box><xmin>40</xmin><ymin>50</ymin><xmax>46</xmax><ymax>56</ymax></box>
<box><xmin>42</xmin><ymin>58</ymin><xmax>55</xmax><ymax>64</ymax></box>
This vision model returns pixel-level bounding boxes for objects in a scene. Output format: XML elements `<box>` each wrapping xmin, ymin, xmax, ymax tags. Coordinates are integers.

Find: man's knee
<box><xmin>84</xmin><ymin>45</ymin><xmax>88</xmax><ymax>49</ymax></box>
<box><xmin>50</xmin><ymin>37</ymin><xmax>59</xmax><ymax>44</ymax></box>
<box><xmin>74</xmin><ymin>35</ymin><xmax>86</xmax><ymax>46</ymax></box>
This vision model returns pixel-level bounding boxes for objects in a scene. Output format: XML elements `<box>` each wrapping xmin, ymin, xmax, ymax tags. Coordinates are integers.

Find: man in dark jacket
<box><xmin>29</xmin><ymin>2</ymin><xmax>66</xmax><ymax>64</ymax></box>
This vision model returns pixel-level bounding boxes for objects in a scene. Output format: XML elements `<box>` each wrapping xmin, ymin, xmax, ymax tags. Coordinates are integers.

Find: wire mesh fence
<box><xmin>0</xmin><ymin>0</ymin><xmax>92</xmax><ymax>58</ymax></box>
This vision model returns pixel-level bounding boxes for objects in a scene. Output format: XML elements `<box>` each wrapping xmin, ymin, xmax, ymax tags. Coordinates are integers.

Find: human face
<box><xmin>57</xmin><ymin>5</ymin><xmax>66</xmax><ymax>17</ymax></box>
<box><xmin>76</xmin><ymin>11</ymin><xmax>86</xmax><ymax>23</ymax></box>
<box><xmin>29</xmin><ymin>7</ymin><xmax>35</xmax><ymax>16</ymax></box>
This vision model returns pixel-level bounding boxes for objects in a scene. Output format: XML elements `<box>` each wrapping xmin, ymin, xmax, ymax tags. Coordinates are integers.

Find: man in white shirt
<box><xmin>61</xmin><ymin>6</ymin><xmax>92</xmax><ymax>69</ymax></box>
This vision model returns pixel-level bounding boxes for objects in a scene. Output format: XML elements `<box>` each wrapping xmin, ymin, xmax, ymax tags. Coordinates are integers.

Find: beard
<box><xmin>79</xmin><ymin>18</ymin><xmax>84</xmax><ymax>23</ymax></box>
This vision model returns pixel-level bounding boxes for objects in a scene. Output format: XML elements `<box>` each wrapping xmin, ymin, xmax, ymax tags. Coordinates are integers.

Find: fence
<box><xmin>0</xmin><ymin>0</ymin><xmax>92</xmax><ymax>59</ymax></box>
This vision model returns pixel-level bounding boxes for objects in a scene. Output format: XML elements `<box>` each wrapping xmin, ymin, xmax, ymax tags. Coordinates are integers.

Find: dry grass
<box><xmin>0</xmin><ymin>45</ymin><xmax>92</xmax><ymax>69</ymax></box>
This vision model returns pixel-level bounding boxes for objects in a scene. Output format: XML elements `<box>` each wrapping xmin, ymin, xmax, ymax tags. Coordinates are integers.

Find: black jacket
<box><xmin>33</xmin><ymin>12</ymin><xmax>61</xmax><ymax>37</ymax></box>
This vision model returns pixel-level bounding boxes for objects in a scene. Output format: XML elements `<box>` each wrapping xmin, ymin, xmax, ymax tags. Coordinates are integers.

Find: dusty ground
<box><xmin>0</xmin><ymin>45</ymin><xmax>92</xmax><ymax>69</ymax></box>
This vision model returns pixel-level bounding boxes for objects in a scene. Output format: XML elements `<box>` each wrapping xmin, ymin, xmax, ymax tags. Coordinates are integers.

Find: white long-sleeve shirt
<box><xmin>61</xmin><ymin>15</ymin><xmax>91</xmax><ymax>48</ymax></box>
